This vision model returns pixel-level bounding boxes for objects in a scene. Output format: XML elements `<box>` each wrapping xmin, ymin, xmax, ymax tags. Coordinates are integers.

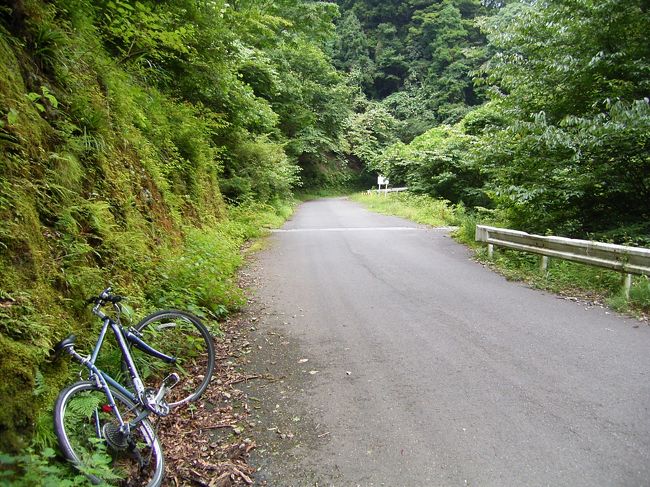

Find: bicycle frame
<box><xmin>75</xmin><ymin>307</ymin><xmax>177</xmax><ymax>433</ymax></box>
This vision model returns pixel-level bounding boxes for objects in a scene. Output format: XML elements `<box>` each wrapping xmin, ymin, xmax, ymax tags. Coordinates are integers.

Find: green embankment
<box><xmin>0</xmin><ymin>2</ymin><xmax>292</xmax><ymax>452</ymax></box>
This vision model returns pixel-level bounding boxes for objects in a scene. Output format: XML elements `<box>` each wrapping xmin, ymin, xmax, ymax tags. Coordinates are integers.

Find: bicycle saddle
<box><xmin>54</xmin><ymin>334</ymin><xmax>77</xmax><ymax>355</ymax></box>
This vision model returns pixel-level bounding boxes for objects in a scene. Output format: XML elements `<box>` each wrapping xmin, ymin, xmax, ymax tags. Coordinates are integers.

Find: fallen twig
<box><xmin>226</xmin><ymin>375</ymin><xmax>261</xmax><ymax>386</ymax></box>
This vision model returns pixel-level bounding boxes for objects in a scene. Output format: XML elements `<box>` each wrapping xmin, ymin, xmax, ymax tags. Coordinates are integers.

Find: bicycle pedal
<box><xmin>162</xmin><ymin>373</ymin><xmax>180</xmax><ymax>389</ymax></box>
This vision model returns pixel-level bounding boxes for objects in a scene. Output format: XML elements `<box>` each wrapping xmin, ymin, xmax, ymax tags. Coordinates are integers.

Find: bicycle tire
<box><xmin>128</xmin><ymin>310</ymin><xmax>216</xmax><ymax>408</ymax></box>
<box><xmin>54</xmin><ymin>381</ymin><xmax>164</xmax><ymax>486</ymax></box>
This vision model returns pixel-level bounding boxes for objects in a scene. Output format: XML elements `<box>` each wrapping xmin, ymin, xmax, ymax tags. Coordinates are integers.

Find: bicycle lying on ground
<box><xmin>52</xmin><ymin>288</ymin><xmax>216</xmax><ymax>486</ymax></box>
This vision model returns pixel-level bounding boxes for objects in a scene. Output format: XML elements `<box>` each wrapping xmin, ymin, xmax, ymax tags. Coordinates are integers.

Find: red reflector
<box><xmin>101</xmin><ymin>405</ymin><xmax>113</xmax><ymax>413</ymax></box>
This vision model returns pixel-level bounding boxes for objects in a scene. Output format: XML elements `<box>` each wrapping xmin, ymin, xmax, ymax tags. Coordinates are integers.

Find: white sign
<box><xmin>377</xmin><ymin>175</ymin><xmax>389</xmax><ymax>186</ymax></box>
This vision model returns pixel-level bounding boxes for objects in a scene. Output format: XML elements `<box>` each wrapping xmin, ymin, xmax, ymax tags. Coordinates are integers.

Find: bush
<box><xmin>378</xmin><ymin>125</ymin><xmax>489</xmax><ymax>207</ymax></box>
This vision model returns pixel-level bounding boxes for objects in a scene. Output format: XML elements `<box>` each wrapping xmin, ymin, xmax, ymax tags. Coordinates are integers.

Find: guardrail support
<box><xmin>541</xmin><ymin>256</ymin><xmax>549</xmax><ymax>273</ymax></box>
<box><xmin>624</xmin><ymin>273</ymin><xmax>632</xmax><ymax>299</ymax></box>
<box><xmin>475</xmin><ymin>225</ymin><xmax>650</xmax><ymax>302</ymax></box>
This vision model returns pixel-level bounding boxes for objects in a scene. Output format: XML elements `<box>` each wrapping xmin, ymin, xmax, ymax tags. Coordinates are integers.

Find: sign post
<box><xmin>377</xmin><ymin>175</ymin><xmax>389</xmax><ymax>195</ymax></box>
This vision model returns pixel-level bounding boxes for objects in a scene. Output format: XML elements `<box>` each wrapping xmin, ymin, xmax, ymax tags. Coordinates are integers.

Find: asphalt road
<box><xmin>242</xmin><ymin>197</ymin><xmax>650</xmax><ymax>487</ymax></box>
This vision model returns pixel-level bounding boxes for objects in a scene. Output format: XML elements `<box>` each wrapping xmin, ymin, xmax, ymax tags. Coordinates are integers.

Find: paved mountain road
<box><xmin>241</xmin><ymin>197</ymin><xmax>650</xmax><ymax>487</ymax></box>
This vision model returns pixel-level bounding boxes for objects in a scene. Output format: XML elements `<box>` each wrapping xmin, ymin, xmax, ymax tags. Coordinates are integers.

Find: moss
<box><xmin>0</xmin><ymin>35</ymin><xmax>52</xmax><ymax>158</ymax></box>
<box><xmin>0</xmin><ymin>335</ymin><xmax>40</xmax><ymax>451</ymax></box>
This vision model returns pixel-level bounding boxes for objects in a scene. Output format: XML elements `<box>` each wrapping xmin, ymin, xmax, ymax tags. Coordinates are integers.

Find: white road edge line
<box><xmin>270</xmin><ymin>226</ymin><xmax>456</xmax><ymax>233</ymax></box>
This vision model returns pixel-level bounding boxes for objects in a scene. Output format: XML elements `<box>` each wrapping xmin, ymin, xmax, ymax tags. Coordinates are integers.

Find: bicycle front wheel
<box><xmin>130</xmin><ymin>310</ymin><xmax>216</xmax><ymax>407</ymax></box>
<box><xmin>54</xmin><ymin>381</ymin><xmax>164</xmax><ymax>486</ymax></box>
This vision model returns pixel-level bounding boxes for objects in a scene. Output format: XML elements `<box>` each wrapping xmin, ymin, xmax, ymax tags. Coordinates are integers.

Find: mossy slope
<box><xmin>0</xmin><ymin>0</ymin><xmax>267</xmax><ymax>451</ymax></box>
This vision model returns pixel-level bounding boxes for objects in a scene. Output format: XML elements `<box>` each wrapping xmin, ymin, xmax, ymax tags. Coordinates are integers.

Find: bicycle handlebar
<box><xmin>86</xmin><ymin>287</ymin><xmax>123</xmax><ymax>306</ymax></box>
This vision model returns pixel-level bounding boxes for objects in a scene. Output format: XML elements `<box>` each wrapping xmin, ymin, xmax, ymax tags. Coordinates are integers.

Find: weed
<box><xmin>30</xmin><ymin>21</ymin><xmax>66</xmax><ymax>72</ymax></box>
<box><xmin>0</xmin><ymin>447</ymin><xmax>87</xmax><ymax>486</ymax></box>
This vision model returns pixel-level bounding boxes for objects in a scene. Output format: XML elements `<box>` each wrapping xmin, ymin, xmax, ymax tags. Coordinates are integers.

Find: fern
<box><xmin>33</xmin><ymin>369</ymin><xmax>46</xmax><ymax>397</ymax></box>
<box><xmin>66</xmin><ymin>391</ymin><xmax>103</xmax><ymax>420</ymax></box>
<box><xmin>0</xmin><ymin>448</ymin><xmax>87</xmax><ymax>486</ymax></box>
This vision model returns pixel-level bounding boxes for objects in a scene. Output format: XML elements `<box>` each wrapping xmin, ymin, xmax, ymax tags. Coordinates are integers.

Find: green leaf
<box><xmin>41</xmin><ymin>87</ymin><xmax>58</xmax><ymax>108</ymax></box>
<box><xmin>7</xmin><ymin>108</ymin><xmax>19</xmax><ymax>125</ymax></box>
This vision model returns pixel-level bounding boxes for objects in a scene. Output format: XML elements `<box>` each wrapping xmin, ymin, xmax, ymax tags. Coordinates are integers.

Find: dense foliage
<box><xmin>1</xmin><ymin>0</ymin><xmax>648</xmax><ymax>472</ymax></box>
<box><xmin>334</xmin><ymin>0</ymin><xmax>491</xmax><ymax>140</ymax></box>
<box><xmin>346</xmin><ymin>0</ymin><xmax>649</xmax><ymax>244</ymax></box>
<box><xmin>475</xmin><ymin>0</ymin><xmax>650</xmax><ymax>239</ymax></box>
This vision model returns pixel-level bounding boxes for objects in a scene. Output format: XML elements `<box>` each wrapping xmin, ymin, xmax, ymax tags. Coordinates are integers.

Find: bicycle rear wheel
<box><xmin>130</xmin><ymin>310</ymin><xmax>216</xmax><ymax>407</ymax></box>
<box><xmin>54</xmin><ymin>381</ymin><xmax>164</xmax><ymax>486</ymax></box>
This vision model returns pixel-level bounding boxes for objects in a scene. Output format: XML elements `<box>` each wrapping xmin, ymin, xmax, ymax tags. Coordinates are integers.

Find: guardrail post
<box><xmin>474</xmin><ymin>224</ymin><xmax>650</xmax><ymax>298</ymax></box>
<box><xmin>623</xmin><ymin>273</ymin><xmax>632</xmax><ymax>299</ymax></box>
<box><xmin>540</xmin><ymin>256</ymin><xmax>549</xmax><ymax>273</ymax></box>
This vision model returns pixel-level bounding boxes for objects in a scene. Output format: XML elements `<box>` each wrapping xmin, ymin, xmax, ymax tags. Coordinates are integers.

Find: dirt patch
<box><xmin>157</xmin><ymin>315</ymin><xmax>260</xmax><ymax>486</ymax></box>
<box><xmin>158</xmin><ymin>258</ymin><xmax>340</xmax><ymax>486</ymax></box>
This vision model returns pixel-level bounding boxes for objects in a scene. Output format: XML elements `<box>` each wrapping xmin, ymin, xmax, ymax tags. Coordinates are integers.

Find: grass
<box><xmin>350</xmin><ymin>191</ymin><xmax>457</xmax><ymax>227</ymax></box>
<box><xmin>352</xmin><ymin>191</ymin><xmax>650</xmax><ymax>320</ymax></box>
<box><xmin>478</xmin><ymin>246</ymin><xmax>650</xmax><ymax>319</ymax></box>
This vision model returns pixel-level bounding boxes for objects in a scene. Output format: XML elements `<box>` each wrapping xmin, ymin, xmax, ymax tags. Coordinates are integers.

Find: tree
<box><xmin>379</xmin><ymin>124</ymin><xmax>488</xmax><ymax>205</ymax></box>
<box><xmin>475</xmin><ymin>0</ymin><xmax>650</xmax><ymax>239</ymax></box>
<box><xmin>333</xmin><ymin>10</ymin><xmax>375</xmax><ymax>92</ymax></box>
<box><xmin>333</xmin><ymin>0</ymin><xmax>491</xmax><ymax>140</ymax></box>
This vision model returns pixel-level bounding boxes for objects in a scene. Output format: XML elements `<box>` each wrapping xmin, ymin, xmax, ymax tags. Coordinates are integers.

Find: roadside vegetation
<box><xmin>0</xmin><ymin>0</ymin><xmax>309</xmax><ymax>465</ymax></box>
<box><xmin>352</xmin><ymin>192</ymin><xmax>458</xmax><ymax>228</ymax></box>
<box><xmin>340</xmin><ymin>0</ymin><xmax>649</xmax><ymax>247</ymax></box>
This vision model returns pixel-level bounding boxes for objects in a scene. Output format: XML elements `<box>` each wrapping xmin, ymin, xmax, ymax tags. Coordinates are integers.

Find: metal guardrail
<box><xmin>366</xmin><ymin>187</ymin><xmax>409</xmax><ymax>195</ymax></box>
<box><xmin>475</xmin><ymin>225</ymin><xmax>650</xmax><ymax>297</ymax></box>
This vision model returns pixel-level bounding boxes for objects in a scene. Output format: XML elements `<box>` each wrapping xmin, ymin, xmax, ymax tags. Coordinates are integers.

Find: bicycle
<box><xmin>52</xmin><ymin>288</ymin><xmax>216</xmax><ymax>486</ymax></box>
